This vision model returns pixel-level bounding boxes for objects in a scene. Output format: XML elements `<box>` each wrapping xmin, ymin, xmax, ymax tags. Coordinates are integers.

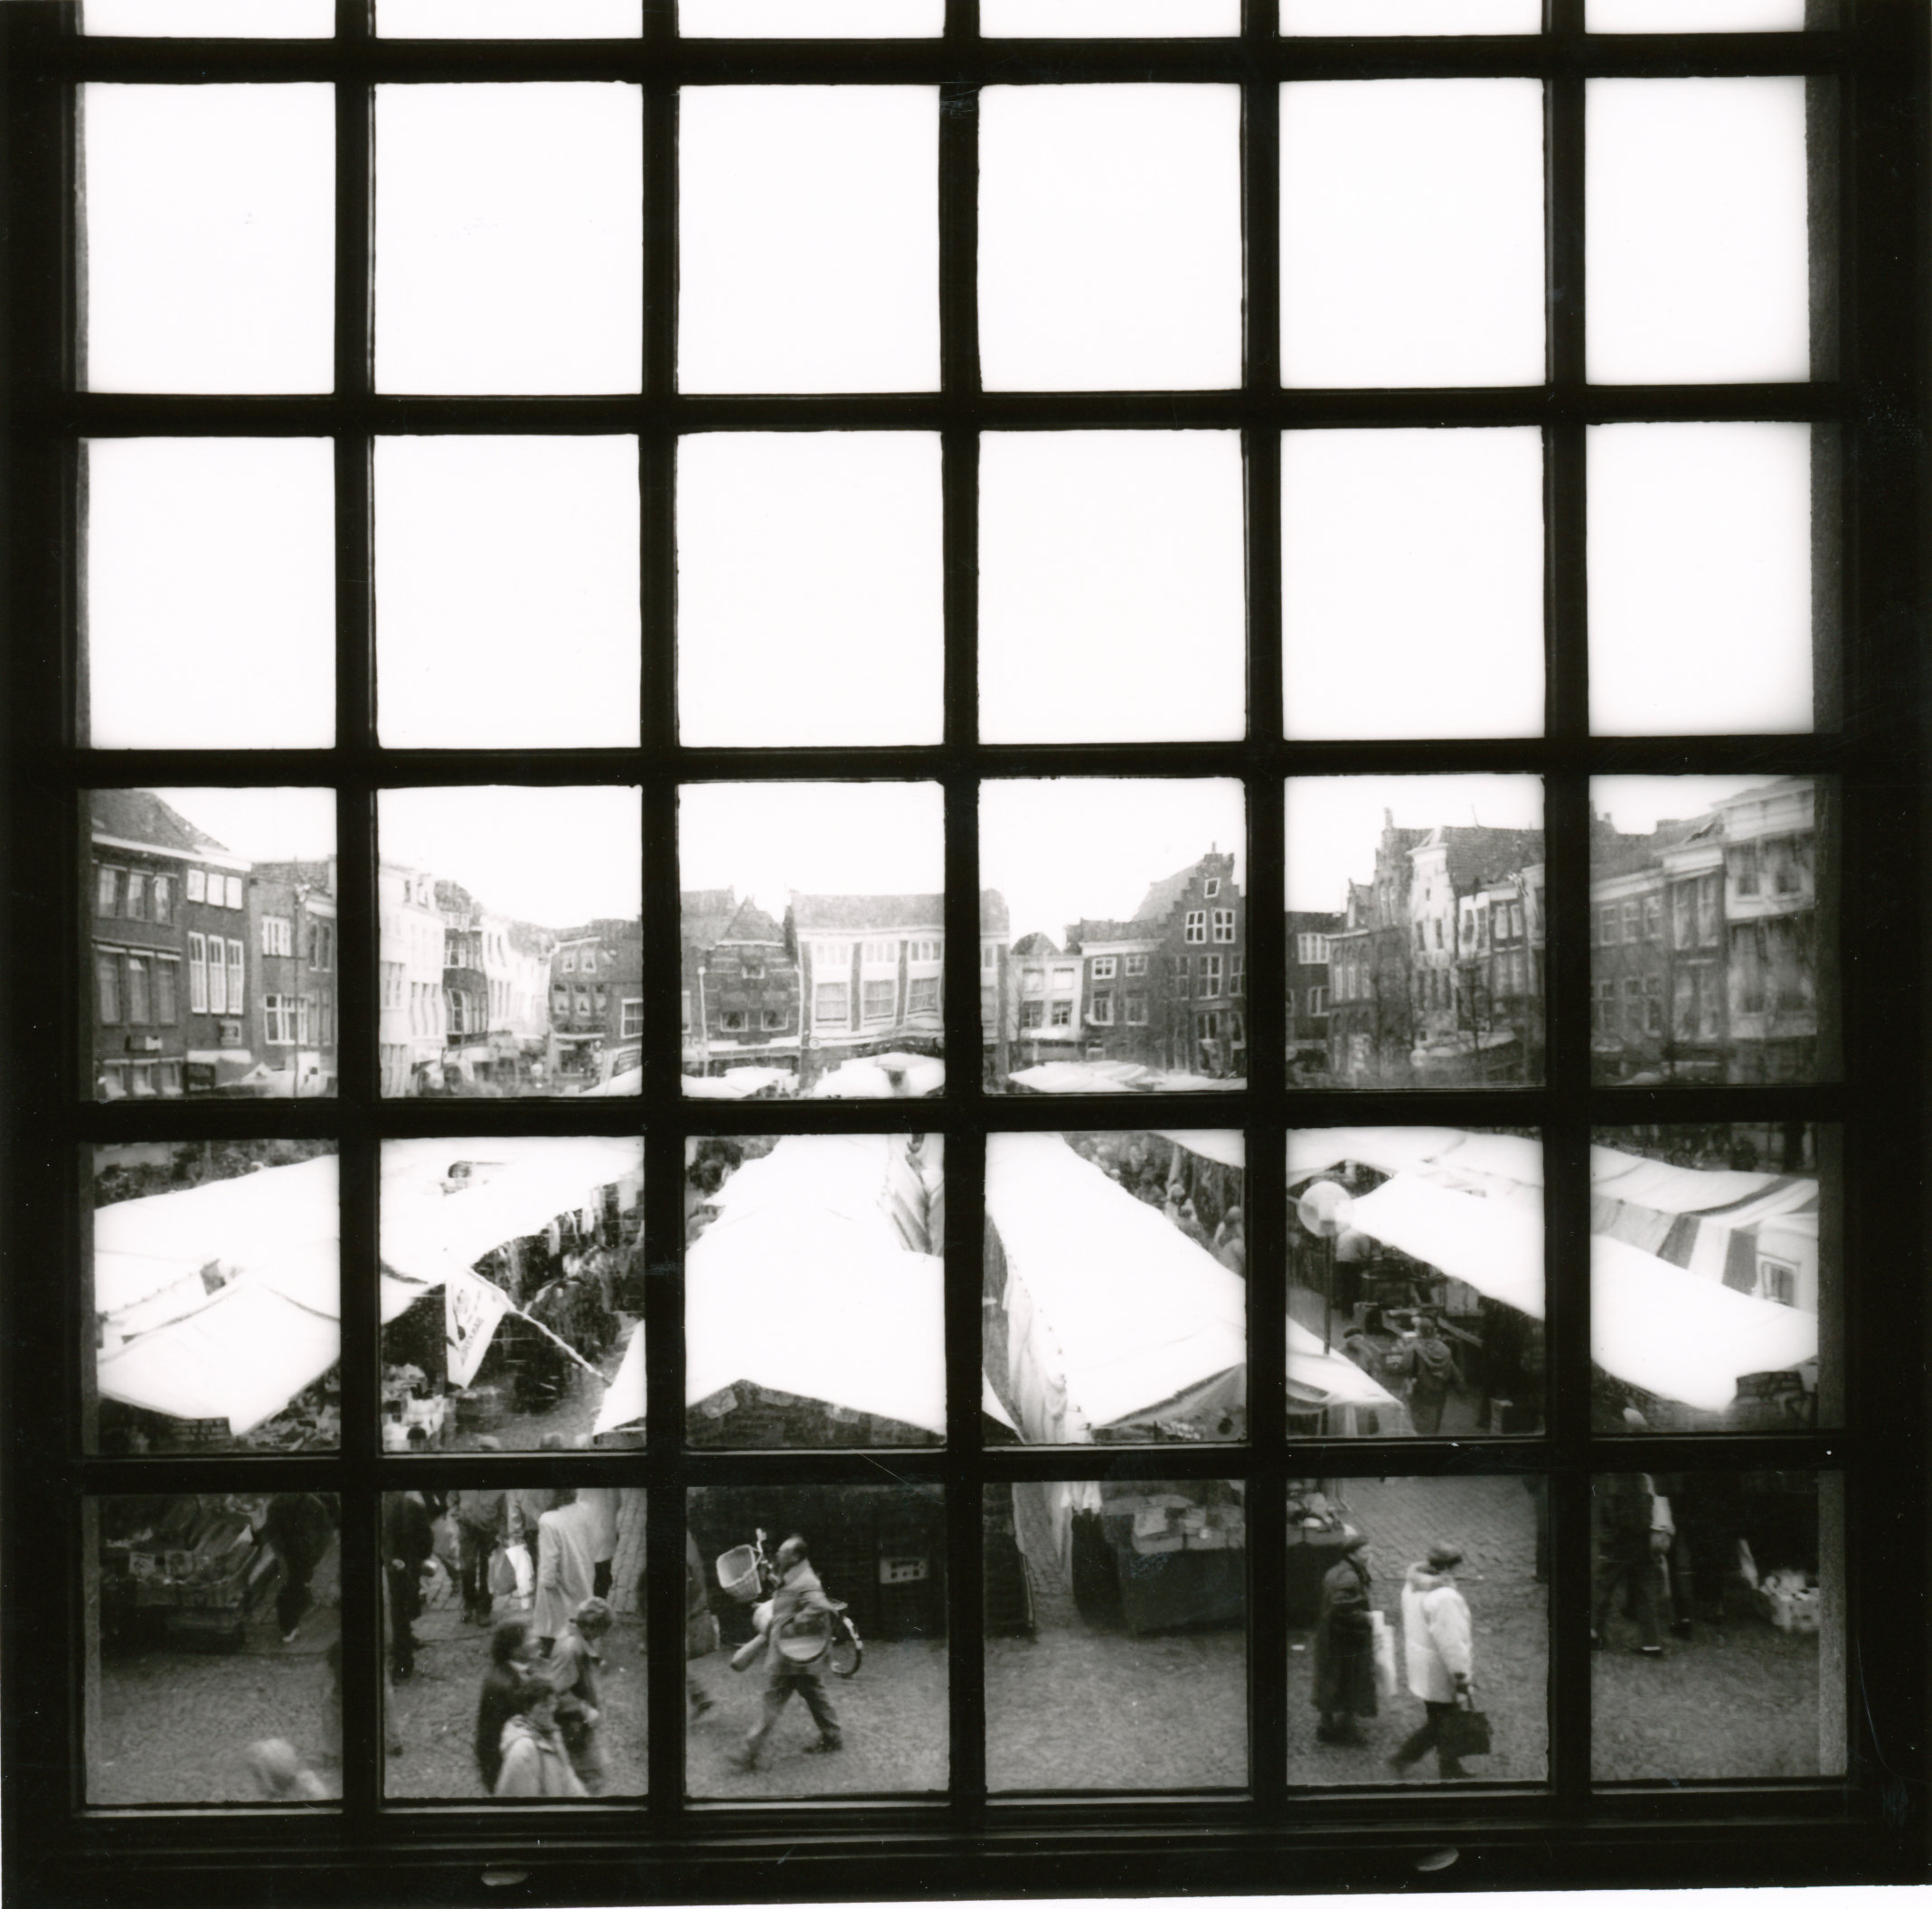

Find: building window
<box><xmin>1023</xmin><ymin>971</ymin><xmax>1044</xmax><ymax>997</ymax></box>
<box><xmin>907</xmin><ymin>975</ymin><xmax>940</xmax><ymax>1018</ymax></box>
<box><xmin>1125</xmin><ymin>993</ymin><xmax>1147</xmax><ymax>1025</ymax></box>
<box><xmin>227</xmin><ymin>941</ymin><xmax>245</xmax><ymax>1017</ymax></box>
<box><xmin>124</xmin><ymin>871</ymin><xmax>147</xmax><ymax>920</ymax></box>
<box><xmin>310</xmin><ymin>921</ymin><xmax>335</xmax><ymax>971</ymax></box>
<box><xmin>262</xmin><ymin>916</ymin><xmax>292</xmax><ymax>956</ymax></box>
<box><xmin>154</xmin><ymin>957</ymin><xmax>178</xmax><ymax>1025</ymax></box>
<box><xmin>1230</xmin><ymin>954</ymin><xmax>1244</xmax><ymax>997</ymax></box>
<box><xmin>186</xmin><ymin>934</ymin><xmax>208</xmax><ymax>1014</ymax></box>
<box><xmin>719</xmin><ymin>1010</ymin><xmax>748</xmax><ymax>1032</ymax></box>
<box><xmin>151</xmin><ymin>875</ymin><xmax>172</xmax><ymax>924</ymax></box>
<box><xmin>1296</xmin><ymin>933</ymin><xmax>1328</xmax><ymax>964</ymax></box>
<box><xmin>1124</xmin><ymin>954</ymin><xmax>1147</xmax><ymax>976</ymax></box>
<box><xmin>1643</xmin><ymin>894</ymin><xmax>1663</xmax><ymax>941</ymax></box>
<box><xmin>1211</xmin><ymin>908</ymin><xmax>1235</xmax><ymax>943</ymax></box>
<box><xmin>1090</xmin><ymin>956</ymin><xmax>1117</xmax><ymax>980</ymax></box>
<box><xmin>1173</xmin><ymin>955</ymin><xmax>1190</xmax><ymax>998</ymax></box>
<box><xmin>263</xmin><ymin>995</ymin><xmax>292</xmax><ymax>1045</ymax></box>
<box><xmin>184</xmin><ymin>868</ymin><xmax>205</xmax><ymax>904</ymax></box>
<box><xmin>622</xmin><ymin>1000</ymin><xmax>645</xmax><ymax>1039</ymax></box>
<box><xmin>125</xmin><ymin>956</ymin><xmax>149</xmax><ymax>1025</ymax></box>
<box><xmin>1049</xmin><ymin>1000</ymin><xmax>1071</xmax><ymax>1029</ymax></box>
<box><xmin>760</xmin><ymin>1007</ymin><xmax>787</xmax><ymax>1032</ymax></box>
<box><xmin>222</xmin><ymin>875</ymin><xmax>243</xmax><ymax>910</ymax></box>
<box><xmin>1308</xmin><ymin>984</ymin><xmax>1328</xmax><ymax>1017</ymax></box>
<box><xmin>1201</xmin><ymin>954</ymin><xmax>1223</xmax><ymax>998</ymax></box>
<box><xmin>1594</xmin><ymin>978</ymin><xmax>1616</xmax><ymax>1033</ymax></box>
<box><xmin>1021</xmin><ymin>1000</ymin><xmax>1044</xmax><ymax>1030</ymax></box>
<box><xmin>95</xmin><ymin>953</ymin><xmax>119</xmax><ymax>1025</ymax></box>
<box><xmin>1203</xmin><ymin>878</ymin><xmax>1220</xmax><ymax>898</ymax></box>
<box><xmin>1089</xmin><ymin>992</ymin><xmax>1113</xmax><ymax>1026</ymax></box>
<box><xmin>562</xmin><ymin>950</ymin><xmax>576</xmax><ymax>973</ymax></box>
<box><xmin>980</xmin><ymin>943</ymin><xmax>995</xmax><ymax>973</ymax></box>
<box><xmin>814</xmin><ymin>982</ymin><xmax>848</xmax><ymax>1029</ymax></box>
<box><xmin>1184</xmin><ymin>910</ymin><xmax>1206</xmax><ymax>944</ymax></box>
<box><xmin>862</xmin><ymin>978</ymin><xmax>896</xmax><ymax>1023</ymax></box>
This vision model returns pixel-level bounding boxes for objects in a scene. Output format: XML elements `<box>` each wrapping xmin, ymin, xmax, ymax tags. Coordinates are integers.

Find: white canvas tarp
<box><xmin>702</xmin><ymin>1133</ymin><xmax>936</xmax><ymax>1255</ymax></box>
<box><xmin>1286</xmin><ymin>1128</ymin><xmax>1465</xmax><ymax>1183</ymax></box>
<box><xmin>986</xmin><ymin>1133</ymin><xmax>1246</xmax><ymax>1443</ymax></box>
<box><xmin>1152</xmin><ymin>1130</ymin><xmax>1246</xmax><ymax>1173</ymax></box>
<box><xmin>1343</xmin><ymin>1172</ymin><xmax>1546</xmax><ymax>1319</ymax></box>
<box><xmin>1286</xmin><ymin>1316</ymin><xmax>1409</xmax><ymax>1413</ymax></box>
<box><xmin>1588</xmin><ymin>1149</ymin><xmax>1782</xmax><ymax>1213</ymax></box>
<box><xmin>380</xmin><ymin>1137</ymin><xmax>643</xmax><ymax>1290</ymax></box>
<box><xmin>1007</xmin><ymin>1061</ymin><xmax>1160</xmax><ymax>1095</ymax></box>
<box><xmin>93</xmin><ymin>1154</ymin><xmax>340</xmax><ymax>1320</ymax></box>
<box><xmin>1592</xmin><ymin>1234</ymin><xmax>1819</xmax><ymax>1412</ymax></box>
<box><xmin>594</xmin><ymin>1319</ymin><xmax>646</xmax><ymax>1435</ymax></box>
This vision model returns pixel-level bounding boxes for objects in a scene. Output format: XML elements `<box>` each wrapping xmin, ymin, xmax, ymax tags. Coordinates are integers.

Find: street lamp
<box><xmin>1296</xmin><ymin>1178</ymin><xmax>1354</xmax><ymax>1355</ymax></box>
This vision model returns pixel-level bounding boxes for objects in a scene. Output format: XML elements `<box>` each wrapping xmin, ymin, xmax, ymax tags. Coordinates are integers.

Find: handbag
<box><xmin>1438</xmin><ymin>1690</ymin><xmax>1492</xmax><ymax>1760</ymax></box>
<box><xmin>487</xmin><ymin>1546</ymin><xmax>515</xmax><ymax>1598</ymax></box>
<box><xmin>1369</xmin><ymin>1610</ymin><xmax>1398</xmax><ymax>1697</ymax></box>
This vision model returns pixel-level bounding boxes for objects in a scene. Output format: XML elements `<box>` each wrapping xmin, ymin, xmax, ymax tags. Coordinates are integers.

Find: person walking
<box><xmin>475</xmin><ymin>1618</ymin><xmax>541</xmax><ymax>1794</ymax></box>
<box><xmin>1310</xmin><ymin>1531</ymin><xmax>1378</xmax><ymax>1746</ymax></box>
<box><xmin>1213</xmin><ymin>1206</ymin><xmax>1247</xmax><ymax>1277</ymax></box>
<box><xmin>1390</xmin><ymin>1543</ymin><xmax>1477</xmax><ymax>1781</ymax></box>
<box><xmin>532</xmin><ymin>1490</ymin><xmax>598</xmax><ymax>1650</ymax></box>
<box><xmin>730</xmin><ymin>1534</ymin><xmax>843</xmax><ymax>1772</ymax></box>
<box><xmin>575</xmin><ymin>1479</ymin><xmax>620</xmax><ymax>1603</ymax></box>
<box><xmin>1591</xmin><ymin>1472</ymin><xmax>1669</xmax><ymax>1655</ymax></box>
<box><xmin>685</xmin><ymin>1530</ymin><xmax>717</xmax><ymax>1722</ymax></box>
<box><xmin>539</xmin><ymin>1595</ymin><xmax>612</xmax><ymax>1793</ymax></box>
<box><xmin>1395</xmin><ymin>1318</ymin><xmax>1462</xmax><ymax>1436</ymax></box>
<box><xmin>260</xmin><ymin>1492</ymin><xmax>335</xmax><ymax>1644</ymax></box>
<box><xmin>451</xmin><ymin>1479</ymin><xmax>506</xmax><ymax>1627</ymax></box>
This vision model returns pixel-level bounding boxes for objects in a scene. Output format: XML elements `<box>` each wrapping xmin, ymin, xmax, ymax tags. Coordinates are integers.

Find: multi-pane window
<box><xmin>12</xmin><ymin>1</ymin><xmax>1927</xmax><ymax>1903</ymax></box>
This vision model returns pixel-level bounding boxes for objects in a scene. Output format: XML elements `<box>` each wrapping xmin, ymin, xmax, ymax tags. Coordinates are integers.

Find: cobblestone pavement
<box><xmin>1330</xmin><ymin>1473</ymin><xmax>1541</xmax><ymax>1585</ymax></box>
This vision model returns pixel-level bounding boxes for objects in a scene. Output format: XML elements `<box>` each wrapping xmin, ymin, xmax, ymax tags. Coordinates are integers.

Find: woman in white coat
<box><xmin>1390</xmin><ymin>1542</ymin><xmax>1475</xmax><ymax>1780</ymax></box>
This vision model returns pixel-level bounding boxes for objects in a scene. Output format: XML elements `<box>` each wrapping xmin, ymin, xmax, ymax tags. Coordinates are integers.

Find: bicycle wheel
<box><xmin>827</xmin><ymin>1621</ymin><xmax>862</xmax><ymax>1679</ymax></box>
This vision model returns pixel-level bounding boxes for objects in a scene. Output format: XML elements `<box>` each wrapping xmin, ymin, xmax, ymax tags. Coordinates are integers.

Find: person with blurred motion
<box><xmin>574</xmin><ymin>1473</ymin><xmax>620</xmax><ymax>1602</ymax></box>
<box><xmin>1213</xmin><ymin>1206</ymin><xmax>1247</xmax><ymax>1276</ymax></box>
<box><xmin>1390</xmin><ymin>1543</ymin><xmax>1476</xmax><ymax>1781</ymax></box>
<box><xmin>475</xmin><ymin>1618</ymin><xmax>541</xmax><ymax>1794</ymax></box>
<box><xmin>260</xmin><ymin>1492</ymin><xmax>335</xmax><ymax>1645</ymax></box>
<box><xmin>1310</xmin><ymin>1531</ymin><xmax>1378</xmax><ymax>1746</ymax></box>
<box><xmin>495</xmin><ymin>1685</ymin><xmax>587</xmax><ymax>1799</ymax></box>
<box><xmin>451</xmin><ymin>1467</ymin><xmax>506</xmax><ymax>1626</ymax></box>
<box><xmin>685</xmin><ymin>1529</ymin><xmax>717</xmax><ymax>1721</ymax></box>
<box><xmin>730</xmin><ymin>1534</ymin><xmax>843</xmax><ymax>1772</ymax></box>
<box><xmin>1591</xmin><ymin>1471</ymin><xmax>1670</xmax><ymax>1655</ymax></box>
<box><xmin>244</xmin><ymin>1737</ymin><xmax>329</xmax><ymax>1801</ymax></box>
<box><xmin>533</xmin><ymin>1489</ymin><xmax>597</xmax><ymax>1652</ymax></box>
<box><xmin>383</xmin><ymin>1491</ymin><xmax>436</xmax><ymax>1681</ymax></box>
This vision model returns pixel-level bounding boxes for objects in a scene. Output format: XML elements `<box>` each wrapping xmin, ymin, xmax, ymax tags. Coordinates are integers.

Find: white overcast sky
<box><xmin>1590</xmin><ymin>774</ymin><xmax>1795</xmax><ymax>839</ymax></box>
<box><xmin>680</xmin><ymin>782</ymin><xmax>946</xmax><ymax>918</ymax></box>
<box><xmin>146</xmin><ymin>787</ymin><xmax>336</xmax><ymax>864</ymax></box>
<box><xmin>982</xmin><ymin>780</ymin><xmax>1246</xmax><ymax>948</ymax></box>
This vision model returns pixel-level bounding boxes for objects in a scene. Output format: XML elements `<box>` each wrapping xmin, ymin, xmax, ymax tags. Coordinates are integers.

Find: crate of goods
<box><xmin>1758</xmin><ymin>1571</ymin><xmax>1820</xmax><ymax>1633</ymax></box>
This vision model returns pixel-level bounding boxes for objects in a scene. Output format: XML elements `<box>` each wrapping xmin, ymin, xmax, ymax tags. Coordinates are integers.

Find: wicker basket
<box><xmin>716</xmin><ymin>1545</ymin><xmax>761</xmax><ymax>1603</ymax></box>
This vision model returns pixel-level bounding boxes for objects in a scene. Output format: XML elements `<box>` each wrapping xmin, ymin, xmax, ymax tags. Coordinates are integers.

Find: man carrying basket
<box><xmin>728</xmin><ymin>1533</ymin><xmax>843</xmax><ymax>1772</ymax></box>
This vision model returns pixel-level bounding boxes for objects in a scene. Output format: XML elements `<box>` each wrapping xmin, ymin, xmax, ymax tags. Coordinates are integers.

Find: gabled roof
<box><xmin>90</xmin><ymin>788</ymin><xmax>234</xmax><ymax>859</ymax></box>
<box><xmin>681</xmin><ymin>889</ymin><xmax>740</xmax><ymax>954</ymax></box>
<box><xmin>250</xmin><ymin>860</ymin><xmax>336</xmax><ymax>895</ymax></box>
<box><xmin>715</xmin><ymin>898</ymin><xmax>786</xmax><ymax>946</ymax></box>
<box><xmin>1414</xmin><ymin>825</ymin><xmax>1548</xmax><ymax>893</ymax></box>
<box><xmin>1131</xmin><ymin>852</ymin><xmax>1233</xmax><ymax>925</ymax></box>
<box><xmin>1012</xmin><ymin>931</ymin><xmax>1061</xmax><ymax>957</ymax></box>
<box><xmin>791</xmin><ymin>893</ymin><xmax>944</xmax><ymax>933</ymax></box>
<box><xmin>1591</xmin><ymin>817</ymin><xmax>1703</xmax><ymax>883</ymax></box>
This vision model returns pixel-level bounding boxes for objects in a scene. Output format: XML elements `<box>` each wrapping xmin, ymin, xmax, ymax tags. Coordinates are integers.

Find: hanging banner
<box><xmin>446</xmin><ymin>1265</ymin><xmax>513</xmax><ymax>1388</ymax></box>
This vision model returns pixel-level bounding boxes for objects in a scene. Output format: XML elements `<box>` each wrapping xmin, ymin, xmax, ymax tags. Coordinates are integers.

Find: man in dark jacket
<box><xmin>1591</xmin><ymin>1472</ymin><xmax>1668</xmax><ymax>1655</ymax></box>
<box><xmin>384</xmin><ymin>1491</ymin><xmax>436</xmax><ymax>1680</ymax></box>
<box><xmin>261</xmin><ymin>1492</ymin><xmax>335</xmax><ymax>1644</ymax></box>
<box><xmin>1310</xmin><ymin>1531</ymin><xmax>1378</xmax><ymax>1746</ymax></box>
<box><xmin>730</xmin><ymin>1534</ymin><xmax>843</xmax><ymax>1771</ymax></box>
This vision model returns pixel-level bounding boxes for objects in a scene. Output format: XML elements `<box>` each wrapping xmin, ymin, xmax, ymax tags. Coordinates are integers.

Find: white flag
<box><xmin>446</xmin><ymin>1265</ymin><xmax>513</xmax><ymax>1389</ymax></box>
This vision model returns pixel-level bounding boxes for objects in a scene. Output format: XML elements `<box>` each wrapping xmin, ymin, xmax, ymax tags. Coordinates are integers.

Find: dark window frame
<box><xmin>4</xmin><ymin>0</ymin><xmax>1928</xmax><ymax>1903</ymax></box>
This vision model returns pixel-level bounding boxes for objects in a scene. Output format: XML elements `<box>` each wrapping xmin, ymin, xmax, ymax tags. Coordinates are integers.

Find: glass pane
<box><xmin>980</xmin><ymin>432</ymin><xmax>1245</xmax><ymax>744</ymax></box>
<box><xmin>85</xmin><ymin>0</ymin><xmax>335</xmax><ymax>32</ymax></box>
<box><xmin>1589</xmin><ymin>0</ymin><xmax>1808</xmax><ymax>28</ymax></box>
<box><xmin>1283</xmin><ymin>428</ymin><xmax>1543</xmax><ymax>740</ymax></box>
<box><xmin>1588</xmin><ymin>424</ymin><xmax>1814</xmax><ymax>736</ymax></box>
<box><xmin>1587</xmin><ymin>79</ymin><xmax>1812</xmax><ymax>385</ymax></box>
<box><xmin>1288</xmin><ymin>1476</ymin><xmax>1547</xmax><ymax>1784</ymax></box>
<box><xmin>985</xmin><ymin>0</ymin><xmax>1239</xmax><ymax>31</ymax></box>
<box><xmin>90</xmin><ymin>1143</ymin><xmax>339</xmax><ymax>1453</ymax></box>
<box><xmin>1287</xmin><ymin>1129</ymin><xmax>1545</xmax><ymax>1435</ymax></box>
<box><xmin>980</xmin><ymin>85</ymin><xmax>1242</xmax><ymax>393</ymax></box>
<box><xmin>87</xmin><ymin>1492</ymin><xmax>341</xmax><ymax>1803</ymax></box>
<box><xmin>688</xmin><ymin>1487</ymin><xmax>948</xmax><ymax>1794</ymax></box>
<box><xmin>89</xmin><ymin>787</ymin><xmax>338</xmax><ymax>1103</ymax></box>
<box><xmin>1588</xmin><ymin>775</ymin><xmax>1834</xmax><ymax>1085</ymax></box>
<box><xmin>679</xmin><ymin>782</ymin><xmax>946</xmax><ymax>1099</ymax></box>
<box><xmin>380</xmin><ymin>0</ymin><xmax>642</xmax><ymax>31</ymax></box>
<box><xmin>1283</xmin><ymin>0</ymin><xmax>1541</xmax><ymax>29</ymax></box>
<box><xmin>384</xmin><ymin>1483</ymin><xmax>646</xmax><ymax>1797</ymax></box>
<box><xmin>375</xmin><ymin>84</ymin><xmax>643</xmax><ymax>396</ymax></box>
<box><xmin>379</xmin><ymin>786</ymin><xmax>643</xmax><ymax>1098</ymax></box>
<box><xmin>1287</xmin><ymin>776</ymin><xmax>1546</xmax><ymax>1088</ymax></box>
<box><xmin>677</xmin><ymin>434</ymin><xmax>943</xmax><ymax>747</ymax></box>
<box><xmin>1281</xmin><ymin>80</ymin><xmax>1544</xmax><ymax>389</ymax></box>
<box><xmin>687</xmin><ymin>1136</ymin><xmax>944</xmax><ymax>1447</ymax></box>
<box><xmin>984</xmin><ymin>779</ymin><xmax>1249</xmax><ymax>1094</ymax></box>
<box><xmin>985</xmin><ymin>1132</ymin><xmax>1247</xmax><ymax>1444</ymax></box>
<box><xmin>1592</xmin><ymin>1123</ymin><xmax>1837</xmax><ymax>1431</ymax></box>
<box><xmin>1592</xmin><ymin>1471</ymin><xmax>1844</xmax><ymax>1778</ymax></box>
<box><xmin>678</xmin><ymin>89</ymin><xmax>939</xmax><ymax>395</ymax></box>
<box><xmin>85</xmin><ymin>438</ymin><xmax>335</xmax><ymax>749</ymax></box>
<box><xmin>375</xmin><ymin>437</ymin><xmax>641</xmax><ymax>749</ymax></box>
<box><xmin>82</xmin><ymin>84</ymin><xmax>334</xmax><ymax>393</ymax></box>
<box><xmin>680</xmin><ymin>0</ymin><xmax>944</xmax><ymax>32</ymax></box>
<box><xmin>380</xmin><ymin>1138</ymin><xmax>644</xmax><ymax>1451</ymax></box>
<box><xmin>986</xmin><ymin>1479</ymin><xmax>1247</xmax><ymax>1791</ymax></box>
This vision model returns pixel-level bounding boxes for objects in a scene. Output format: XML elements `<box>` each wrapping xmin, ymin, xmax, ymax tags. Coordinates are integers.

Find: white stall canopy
<box><xmin>1343</xmin><ymin>1172</ymin><xmax>1546</xmax><ymax>1319</ymax></box>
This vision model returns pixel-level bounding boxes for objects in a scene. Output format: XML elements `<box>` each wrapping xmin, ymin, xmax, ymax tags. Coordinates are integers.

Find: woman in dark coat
<box><xmin>1311</xmin><ymin>1531</ymin><xmax>1379</xmax><ymax>1746</ymax></box>
<box><xmin>475</xmin><ymin>1618</ymin><xmax>540</xmax><ymax>1793</ymax></box>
